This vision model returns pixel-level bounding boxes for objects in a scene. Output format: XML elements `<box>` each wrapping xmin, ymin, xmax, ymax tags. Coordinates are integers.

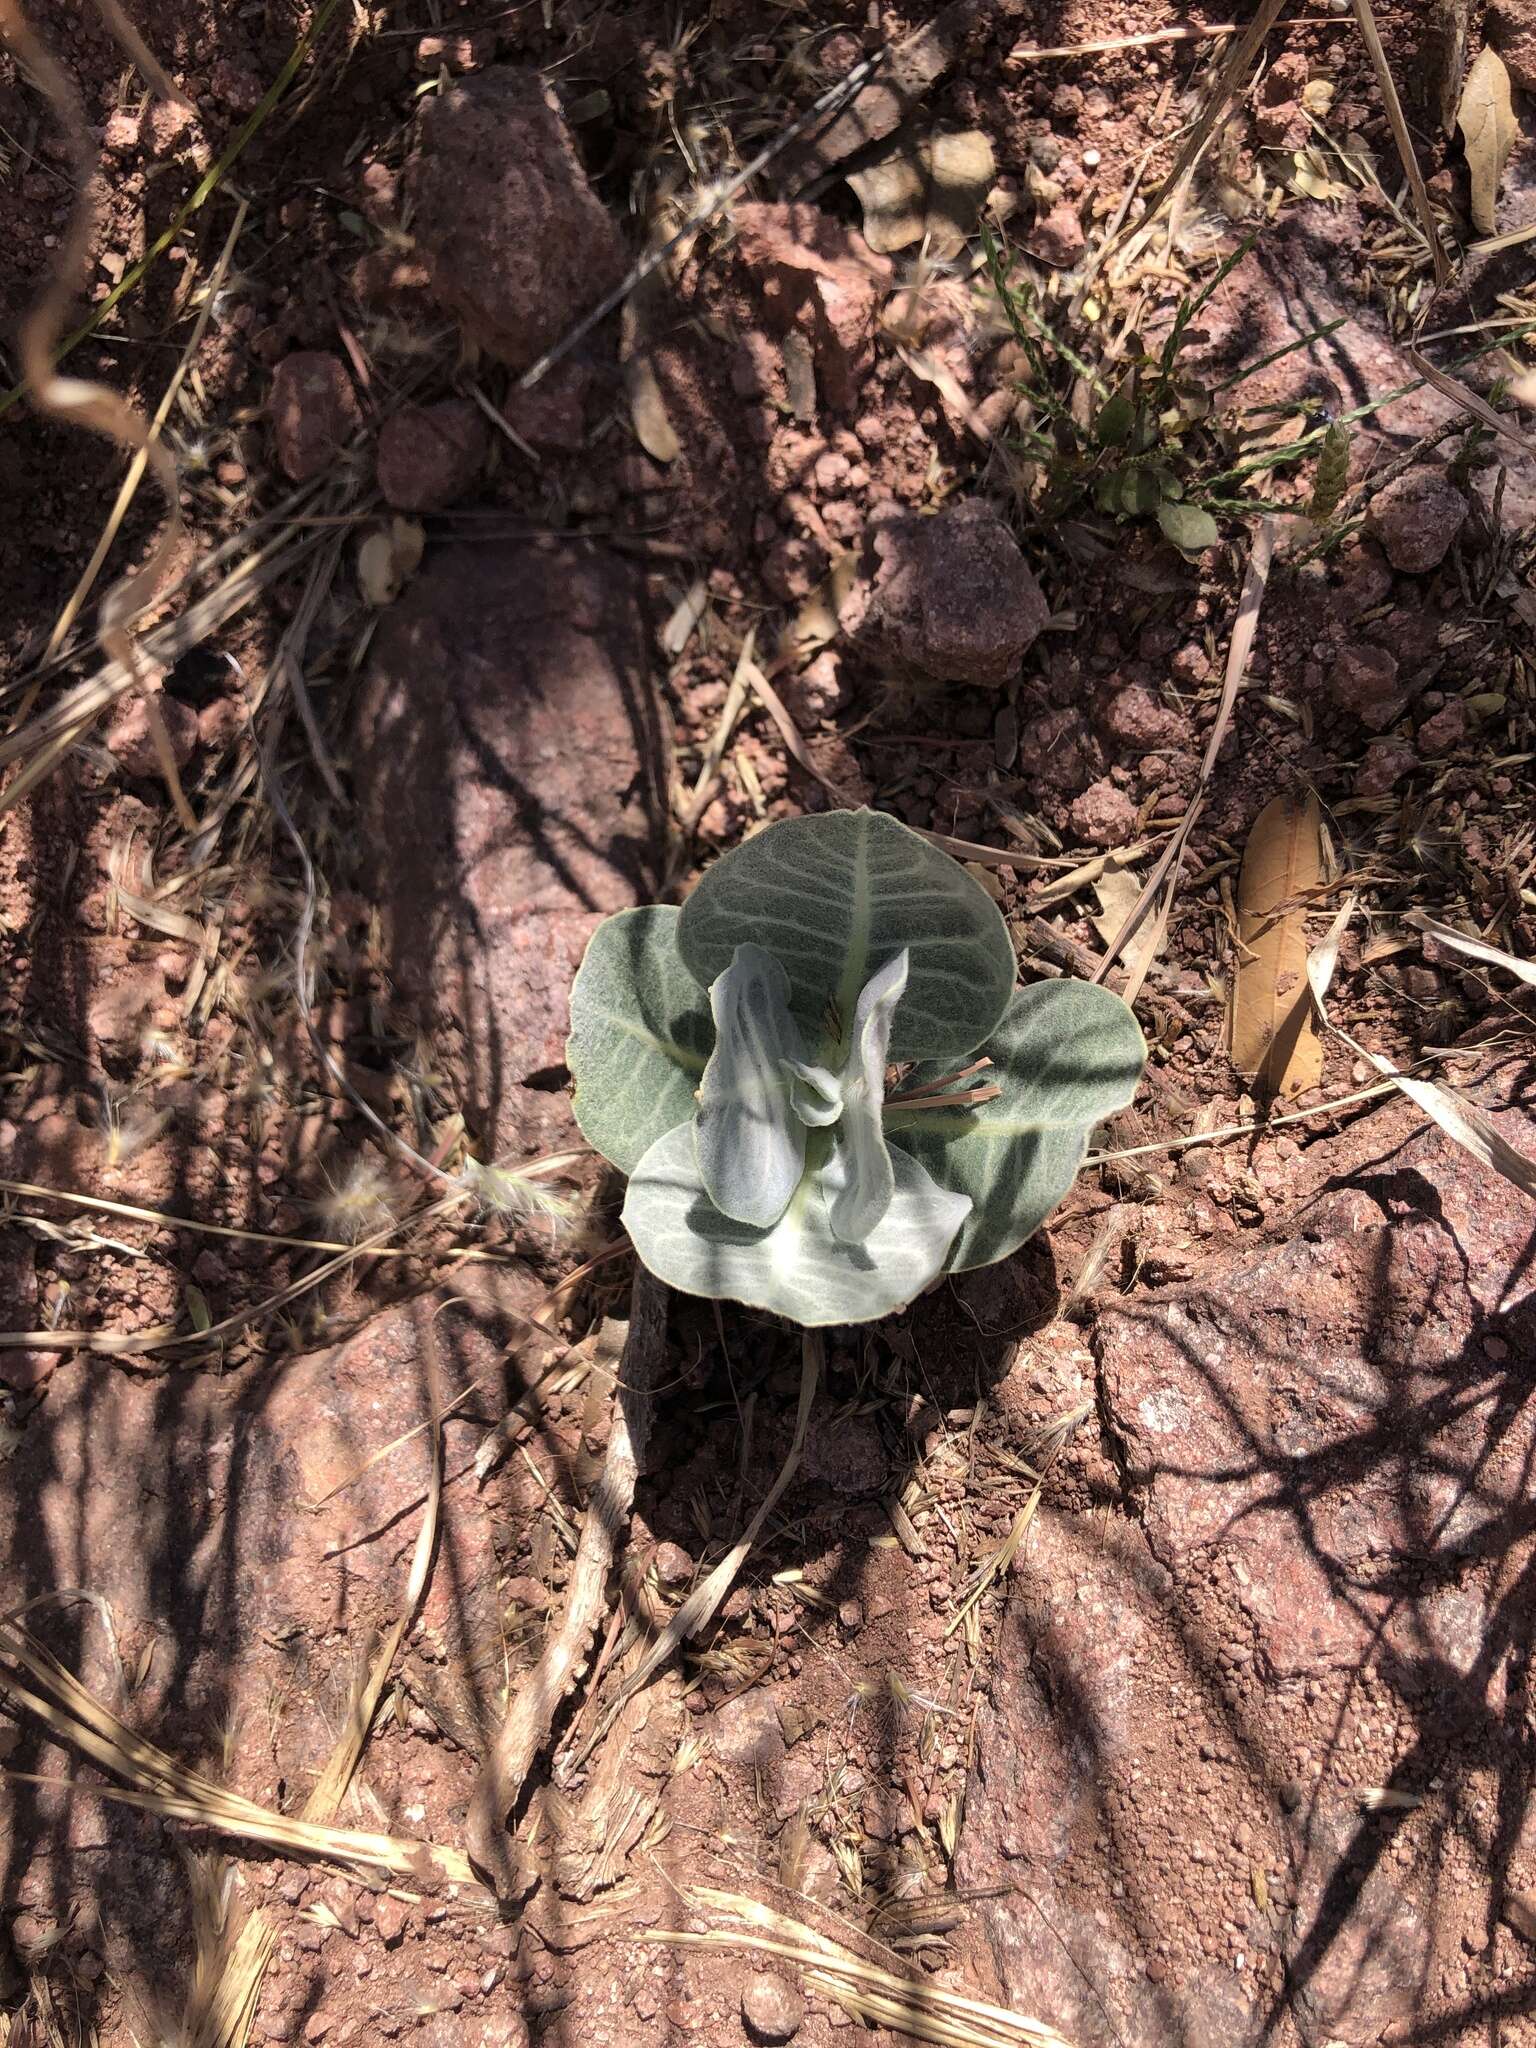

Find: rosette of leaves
<box><xmin>566</xmin><ymin>810</ymin><xmax>1146</xmax><ymax>1326</ymax></box>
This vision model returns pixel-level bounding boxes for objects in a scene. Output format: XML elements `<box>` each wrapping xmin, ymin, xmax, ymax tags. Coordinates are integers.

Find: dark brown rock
<box><xmin>375</xmin><ymin>399</ymin><xmax>487</xmax><ymax>511</ymax></box>
<box><xmin>1365</xmin><ymin>467</ymin><xmax>1468</xmax><ymax>574</ymax></box>
<box><xmin>354</xmin><ymin>542</ymin><xmax>664</xmax><ymax>1156</ymax></box>
<box><xmin>407</xmin><ymin>68</ymin><xmax>625</xmax><ymax>372</ymax></box>
<box><xmin>844</xmin><ymin>500</ymin><xmax>1049</xmax><ymax>685</ymax></box>
<box><xmin>269</xmin><ymin>352</ymin><xmax>361</xmax><ymax>482</ymax></box>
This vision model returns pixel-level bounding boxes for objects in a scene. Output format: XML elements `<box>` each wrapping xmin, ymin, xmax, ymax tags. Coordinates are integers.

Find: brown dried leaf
<box><xmin>358</xmin><ymin>517</ymin><xmax>424</xmax><ymax>607</ymax></box>
<box><xmin>1457</xmin><ymin>46</ymin><xmax>1515</xmax><ymax>234</ymax></box>
<box><xmin>1230</xmin><ymin>790</ymin><xmax>1324</xmax><ymax>1098</ymax></box>
<box><xmin>624</xmin><ymin>355</ymin><xmax>680</xmax><ymax>464</ymax></box>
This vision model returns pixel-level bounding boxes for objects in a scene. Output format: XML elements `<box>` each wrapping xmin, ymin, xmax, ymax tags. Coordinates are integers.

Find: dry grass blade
<box><xmin>743</xmin><ymin>655</ymin><xmax>859</xmax><ymax>808</ymax></box>
<box><xmin>0</xmin><ymin>0</ymin><xmax>347</xmax><ymax>416</ymax></box>
<box><xmin>1303</xmin><ymin>938</ymin><xmax>1536</xmax><ymax>1201</ymax></box>
<box><xmin>676</xmin><ymin>630</ymin><xmax>756</xmax><ymax>839</ymax></box>
<box><xmin>1336</xmin><ymin>1039</ymin><xmax>1536</xmax><ymax>1201</ymax></box>
<box><xmin>1405</xmin><ymin>348</ymin><xmax>1536</xmax><ymax>460</ymax></box>
<box><xmin>1404</xmin><ymin>910</ymin><xmax>1536</xmax><ymax>988</ymax></box>
<box><xmin>572</xmin><ymin>1328</ymin><xmax>821</xmax><ymax>1771</ymax></box>
<box><xmin>646</xmin><ymin>1889</ymin><xmax>1076</xmax><ymax>2048</ymax></box>
<box><xmin>1352</xmin><ymin>0</ymin><xmax>1451</xmax><ymax>283</ymax></box>
<box><xmin>1094</xmin><ymin>517</ymin><xmax>1276</xmax><ymax>996</ymax></box>
<box><xmin>1230</xmin><ymin>790</ymin><xmax>1325</xmax><ymax>1098</ymax></box>
<box><xmin>0</xmin><ymin>0</ymin><xmax>193</xmax><ymax>829</ymax></box>
<box><xmin>468</xmin><ymin>1270</ymin><xmax>668</xmax><ymax>1888</ymax></box>
<box><xmin>46</xmin><ymin>200</ymin><xmax>249</xmax><ymax>662</ymax></box>
<box><xmin>0</xmin><ymin>1627</ymin><xmax>476</xmax><ymax>1884</ymax></box>
<box><xmin>1104</xmin><ymin>0</ymin><xmax>1285</xmax><ymax>259</ymax></box>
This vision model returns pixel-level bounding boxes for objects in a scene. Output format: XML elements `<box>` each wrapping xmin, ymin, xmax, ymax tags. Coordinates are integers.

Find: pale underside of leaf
<box><xmin>824</xmin><ymin>949</ymin><xmax>907</xmax><ymax>1243</ymax></box>
<box><xmin>695</xmin><ymin>944</ymin><xmax>808</xmax><ymax>1228</ymax></box>
<box><xmin>565</xmin><ymin>907</ymin><xmax>713</xmax><ymax>1177</ymax></box>
<box><xmin>889</xmin><ymin>979</ymin><xmax>1146</xmax><ymax>1271</ymax></box>
<box><xmin>677</xmin><ymin>808</ymin><xmax>1014</xmax><ymax>1063</ymax></box>
<box><xmin>1230</xmin><ymin>790</ymin><xmax>1324</xmax><ymax>1099</ymax></box>
<box><xmin>622</xmin><ymin>1123</ymin><xmax>971</xmax><ymax>1325</ymax></box>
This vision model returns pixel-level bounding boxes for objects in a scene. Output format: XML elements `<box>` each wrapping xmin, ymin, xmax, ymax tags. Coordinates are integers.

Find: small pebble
<box><xmin>742</xmin><ymin>1973</ymin><xmax>805</xmax><ymax>2042</ymax></box>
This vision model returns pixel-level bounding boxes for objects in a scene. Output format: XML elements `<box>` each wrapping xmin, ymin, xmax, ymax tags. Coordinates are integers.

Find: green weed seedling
<box><xmin>566</xmin><ymin>810</ymin><xmax>1146</xmax><ymax>1325</ymax></box>
<box><xmin>981</xmin><ymin>224</ymin><xmax>1349</xmax><ymax>550</ymax></box>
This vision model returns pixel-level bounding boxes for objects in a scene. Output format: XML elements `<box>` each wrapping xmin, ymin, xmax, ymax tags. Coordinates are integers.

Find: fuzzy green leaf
<box><xmin>888</xmin><ymin>980</ymin><xmax>1145</xmax><ymax>1271</ymax></box>
<box><xmin>695</xmin><ymin>944</ymin><xmax>808</xmax><ymax>1229</ymax></box>
<box><xmin>566</xmin><ymin>907</ymin><xmax>713</xmax><ymax>1175</ymax></box>
<box><xmin>1156</xmin><ymin>501</ymin><xmax>1220</xmax><ymax>554</ymax></box>
<box><xmin>622</xmin><ymin>1122</ymin><xmax>971</xmax><ymax>1326</ymax></box>
<box><xmin>677</xmin><ymin>808</ymin><xmax>1013</xmax><ymax>1063</ymax></box>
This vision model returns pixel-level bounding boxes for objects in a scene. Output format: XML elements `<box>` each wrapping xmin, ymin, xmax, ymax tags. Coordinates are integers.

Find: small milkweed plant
<box><xmin>565</xmin><ymin>809</ymin><xmax>1147</xmax><ymax>1326</ymax></box>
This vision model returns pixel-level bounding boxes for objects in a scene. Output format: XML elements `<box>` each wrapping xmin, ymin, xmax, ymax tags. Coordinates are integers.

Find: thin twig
<box><xmin>1093</xmin><ymin>517</ymin><xmax>1276</xmax><ymax>998</ymax></box>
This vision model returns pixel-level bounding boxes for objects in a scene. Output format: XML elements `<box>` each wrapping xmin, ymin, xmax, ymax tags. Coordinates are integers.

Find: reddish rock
<box><xmin>1365</xmin><ymin>467</ymin><xmax>1467</xmax><ymax>574</ymax></box>
<box><xmin>1027</xmin><ymin>200</ymin><xmax>1086</xmax><ymax>267</ymax></box>
<box><xmin>1261</xmin><ymin>51</ymin><xmax>1308</xmax><ymax>101</ymax></box>
<box><xmin>1017</xmin><ymin>706</ymin><xmax>1097</xmax><ymax>795</ymax></box>
<box><xmin>269</xmin><ymin>352</ymin><xmax>361</xmax><ymax>483</ymax></box>
<box><xmin>375</xmin><ymin>399</ymin><xmax>486</xmax><ymax>511</ymax></box>
<box><xmin>843</xmin><ymin>500</ymin><xmax>1049</xmax><ymax>685</ymax></box>
<box><xmin>407</xmin><ymin>68</ymin><xmax>625</xmax><ymax>372</ymax></box>
<box><xmin>1287</xmin><ymin>1807</ymin><xmax>1432</xmax><ymax>2046</ymax></box>
<box><xmin>959</xmin><ymin>1511</ymin><xmax>1261</xmax><ymax>2048</ymax></box>
<box><xmin>101</xmin><ymin>107</ymin><xmax>142</xmax><ymax>154</ymax></box>
<box><xmin>145</xmin><ymin>99</ymin><xmax>195</xmax><ymax>155</ymax></box>
<box><xmin>762</xmin><ymin>535</ymin><xmax>828</xmax><ymax>603</ymax></box>
<box><xmin>197</xmin><ymin>696</ymin><xmax>243</xmax><ymax>753</ymax></box>
<box><xmin>208</xmin><ymin>58</ymin><xmax>263</xmax><ymax>110</ymax></box>
<box><xmin>1098</xmin><ymin>680</ymin><xmax>1186</xmax><ymax>750</ymax></box>
<box><xmin>355</xmin><ymin>542</ymin><xmax>664</xmax><ymax>1155</ymax></box>
<box><xmin>1489</xmin><ymin>0</ymin><xmax>1536</xmax><ymax>90</ymax></box>
<box><xmin>1069</xmin><ymin>776</ymin><xmax>1137</xmax><ymax>848</ymax></box>
<box><xmin>741</xmin><ymin>1973</ymin><xmax>805</xmax><ymax>2043</ymax></box>
<box><xmin>105</xmin><ymin>686</ymin><xmax>199</xmax><ymax>776</ymax></box>
<box><xmin>1331</xmin><ymin>540</ymin><xmax>1393</xmax><ymax>621</ymax></box>
<box><xmin>710</xmin><ymin>1685</ymin><xmax>791</xmax><ymax>1770</ymax></box>
<box><xmin>1354</xmin><ymin>735</ymin><xmax>1416</xmax><ymax>795</ymax></box>
<box><xmin>1254</xmin><ymin>101</ymin><xmax>1306</xmax><ymax>150</ymax></box>
<box><xmin>1330</xmin><ymin>640</ymin><xmax>1405</xmax><ymax>730</ymax></box>
<box><xmin>1096</xmin><ymin>1091</ymin><xmax>1536</xmax><ymax>1680</ymax></box>
<box><xmin>502</xmin><ymin>362</ymin><xmax>590</xmax><ymax>451</ymax></box>
<box><xmin>1415</xmin><ymin>697</ymin><xmax>1467</xmax><ymax>755</ymax></box>
<box><xmin>729</xmin><ymin>202</ymin><xmax>891</xmax><ymax>413</ymax></box>
<box><xmin>779</xmin><ymin>650</ymin><xmax>846</xmax><ymax>731</ymax></box>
